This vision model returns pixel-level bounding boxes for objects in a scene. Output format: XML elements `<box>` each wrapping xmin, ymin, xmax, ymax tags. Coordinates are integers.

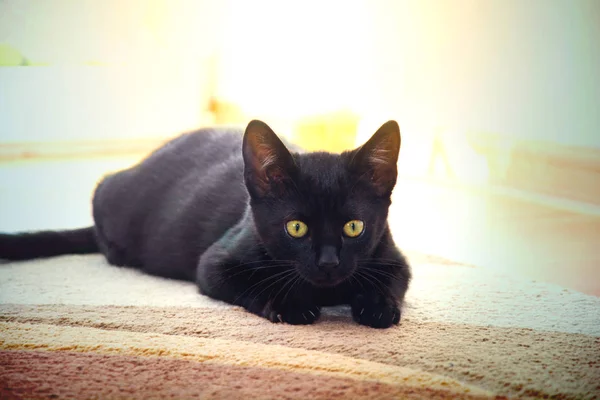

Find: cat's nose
<box><xmin>317</xmin><ymin>245</ymin><xmax>339</xmax><ymax>268</ymax></box>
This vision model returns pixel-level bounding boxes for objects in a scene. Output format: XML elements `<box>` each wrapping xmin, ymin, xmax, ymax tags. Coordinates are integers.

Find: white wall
<box><xmin>366</xmin><ymin>0</ymin><xmax>600</xmax><ymax>148</ymax></box>
<box><xmin>0</xmin><ymin>65</ymin><xmax>212</xmax><ymax>143</ymax></box>
<box><xmin>0</xmin><ymin>0</ymin><xmax>223</xmax><ymax>143</ymax></box>
<box><xmin>1</xmin><ymin>0</ymin><xmax>598</xmax><ymax>148</ymax></box>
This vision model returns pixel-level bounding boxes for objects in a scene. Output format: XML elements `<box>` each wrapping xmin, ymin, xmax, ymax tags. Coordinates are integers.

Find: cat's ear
<box><xmin>349</xmin><ymin>120</ymin><xmax>401</xmax><ymax>196</ymax></box>
<box><xmin>243</xmin><ymin>120</ymin><xmax>296</xmax><ymax>197</ymax></box>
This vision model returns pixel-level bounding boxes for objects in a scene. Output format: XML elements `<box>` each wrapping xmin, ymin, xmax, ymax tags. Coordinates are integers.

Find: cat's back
<box><xmin>97</xmin><ymin>127</ymin><xmax>243</xmax><ymax>199</ymax></box>
<box><xmin>143</xmin><ymin>127</ymin><xmax>243</xmax><ymax>174</ymax></box>
<box><xmin>92</xmin><ymin>127</ymin><xmax>248</xmax><ymax>276</ymax></box>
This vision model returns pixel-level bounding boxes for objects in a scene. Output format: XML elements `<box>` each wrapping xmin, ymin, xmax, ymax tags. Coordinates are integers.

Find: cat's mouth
<box><xmin>309</xmin><ymin>277</ymin><xmax>345</xmax><ymax>287</ymax></box>
<box><xmin>301</xmin><ymin>268</ymin><xmax>352</xmax><ymax>288</ymax></box>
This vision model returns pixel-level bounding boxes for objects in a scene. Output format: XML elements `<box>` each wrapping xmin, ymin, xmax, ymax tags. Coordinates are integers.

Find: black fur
<box><xmin>0</xmin><ymin>120</ymin><xmax>411</xmax><ymax>328</ymax></box>
<box><xmin>0</xmin><ymin>227</ymin><xmax>97</xmax><ymax>260</ymax></box>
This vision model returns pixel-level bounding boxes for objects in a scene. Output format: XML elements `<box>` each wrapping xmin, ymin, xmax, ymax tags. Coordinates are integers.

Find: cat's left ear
<box><xmin>349</xmin><ymin>120</ymin><xmax>401</xmax><ymax>196</ymax></box>
<box><xmin>243</xmin><ymin>120</ymin><xmax>296</xmax><ymax>197</ymax></box>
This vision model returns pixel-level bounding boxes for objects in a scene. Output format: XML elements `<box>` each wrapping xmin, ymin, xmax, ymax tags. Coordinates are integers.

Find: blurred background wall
<box><xmin>1</xmin><ymin>0</ymin><xmax>599</xmax><ymax>198</ymax></box>
<box><xmin>1</xmin><ymin>0</ymin><xmax>599</xmax><ymax>293</ymax></box>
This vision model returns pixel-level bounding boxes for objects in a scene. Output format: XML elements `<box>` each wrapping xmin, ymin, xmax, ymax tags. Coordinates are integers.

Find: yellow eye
<box><xmin>343</xmin><ymin>220</ymin><xmax>364</xmax><ymax>238</ymax></box>
<box><xmin>286</xmin><ymin>220</ymin><xmax>308</xmax><ymax>238</ymax></box>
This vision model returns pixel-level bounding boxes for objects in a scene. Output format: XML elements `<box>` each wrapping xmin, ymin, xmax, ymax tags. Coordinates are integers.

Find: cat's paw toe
<box><xmin>265</xmin><ymin>305</ymin><xmax>321</xmax><ymax>325</ymax></box>
<box><xmin>351</xmin><ymin>295</ymin><xmax>401</xmax><ymax>329</ymax></box>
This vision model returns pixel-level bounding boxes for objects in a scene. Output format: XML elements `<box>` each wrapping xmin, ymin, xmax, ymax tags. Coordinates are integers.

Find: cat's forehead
<box><xmin>291</xmin><ymin>153</ymin><xmax>366</xmax><ymax>218</ymax></box>
<box><xmin>294</xmin><ymin>152</ymin><xmax>351</xmax><ymax>193</ymax></box>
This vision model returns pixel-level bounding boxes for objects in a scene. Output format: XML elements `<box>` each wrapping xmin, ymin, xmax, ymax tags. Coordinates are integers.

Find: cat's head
<box><xmin>243</xmin><ymin>119</ymin><xmax>400</xmax><ymax>287</ymax></box>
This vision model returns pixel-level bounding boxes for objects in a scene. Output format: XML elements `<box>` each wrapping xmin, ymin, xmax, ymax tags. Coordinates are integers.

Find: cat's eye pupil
<box><xmin>350</xmin><ymin>222</ymin><xmax>355</xmax><ymax>231</ymax></box>
<box><xmin>294</xmin><ymin>223</ymin><xmax>300</xmax><ymax>231</ymax></box>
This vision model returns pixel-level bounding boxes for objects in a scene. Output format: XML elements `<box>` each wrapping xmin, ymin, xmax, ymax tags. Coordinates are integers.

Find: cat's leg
<box><xmin>248</xmin><ymin>297</ymin><xmax>321</xmax><ymax>325</ymax></box>
<box><xmin>94</xmin><ymin>225</ymin><xmax>128</xmax><ymax>266</ymax></box>
<box><xmin>350</xmin><ymin>292</ymin><xmax>402</xmax><ymax>329</ymax></box>
<box><xmin>350</xmin><ymin>250</ymin><xmax>411</xmax><ymax>329</ymax></box>
<box><xmin>196</xmin><ymin>242</ymin><xmax>320</xmax><ymax>325</ymax></box>
<box><xmin>94</xmin><ymin>223</ymin><xmax>142</xmax><ymax>268</ymax></box>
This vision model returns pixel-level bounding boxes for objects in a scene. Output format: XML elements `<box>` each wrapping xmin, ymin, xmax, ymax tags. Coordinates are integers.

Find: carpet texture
<box><xmin>0</xmin><ymin>253</ymin><xmax>599</xmax><ymax>399</ymax></box>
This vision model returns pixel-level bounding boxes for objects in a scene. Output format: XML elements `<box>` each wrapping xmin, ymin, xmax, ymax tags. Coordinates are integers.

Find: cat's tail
<box><xmin>0</xmin><ymin>227</ymin><xmax>99</xmax><ymax>261</ymax></box>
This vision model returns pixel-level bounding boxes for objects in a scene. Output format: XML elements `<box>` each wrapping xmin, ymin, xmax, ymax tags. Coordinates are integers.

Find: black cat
<box><xmin>0</xmin><ymin>120</ymin><xmax>411</xmax><ymax>328</ymax></box>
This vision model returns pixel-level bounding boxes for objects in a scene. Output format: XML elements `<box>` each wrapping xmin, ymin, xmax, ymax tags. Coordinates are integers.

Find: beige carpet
<box><xmin>0</xmin><ymin>253</ymin><xmax>599</xmax><ymax>399</ymax></box>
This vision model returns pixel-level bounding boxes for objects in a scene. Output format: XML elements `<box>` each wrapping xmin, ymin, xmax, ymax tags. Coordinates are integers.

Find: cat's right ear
<box><xmin>243</xmin><ymin>120</ymin><xmax>296</xmax><ymax>197</ymax></box>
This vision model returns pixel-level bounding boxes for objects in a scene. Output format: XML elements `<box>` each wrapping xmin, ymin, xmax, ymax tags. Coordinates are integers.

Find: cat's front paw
<box><xmin>262</xmin><ymin>301</ymin><xmax>321</xmax><ymax>325</ymax></box>
<box><xmin>351</xmin><ymin>294</ymin><xmax>401</xmax><ymax>329</ymax></box>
